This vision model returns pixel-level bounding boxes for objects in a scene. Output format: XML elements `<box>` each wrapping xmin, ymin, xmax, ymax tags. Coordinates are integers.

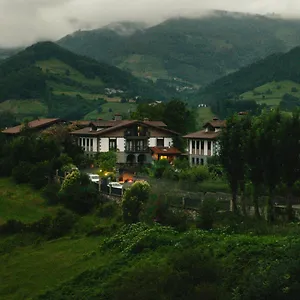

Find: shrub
<box><xmin>122</xmin><ymin>181</ymin><xmax>151</xmax><ymax>223</ymax></box>
<box><xmin>12</xmin><ymin>161</ymin><xmax>34</xmax><ymax>184</ymax></box>
<box><xmin>179</xmin><ymin>166</ymin><xmax>210</xmax><ymax>182</ymax></box>
<box><xmin>48</xmin><ymin>208</ymin><xmax>78</xmax><ymax>239</ymax></box>
<box><xmin>151</xmin><ymin>159</ymin><xmax>170</xmax><ymax>178</ymax></box>
<box><xmin>196</xmin><ymin>197</ymin><xmax>219</xmax><ymax>230</ymax></box>
<box><xmin>97</xmin><ymin>201</ymin><xmax>119</xmax><ymax>218</ymax></box>
<box><xmin>42</xmin><ymin>183</ymin><xmax>61</xmax><ymax>205</ymax></box>
<box><xmin>60</xmin><ymin>169</ymin><xmax>80</xmax><ymax>192</ymax></box>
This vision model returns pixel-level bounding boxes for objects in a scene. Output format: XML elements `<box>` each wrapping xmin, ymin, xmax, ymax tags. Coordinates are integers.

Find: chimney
<box><xmin>114</xmin><ymin>113</ymin><xmax>122</xmax><ymax>121</ymax></box>
<box><xmin>144</xmin><ymin>118</ymin><xmax>149</xmax><ymax>122</ymax></box>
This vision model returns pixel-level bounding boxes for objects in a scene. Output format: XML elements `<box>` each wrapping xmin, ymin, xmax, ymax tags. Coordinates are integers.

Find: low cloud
<box><xmin>0</xmin><ymin>0</ymin><xmax>299</xmax><ymax>48</ymax></box>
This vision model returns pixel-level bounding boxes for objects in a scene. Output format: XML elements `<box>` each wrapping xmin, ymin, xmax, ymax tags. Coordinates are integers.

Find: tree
<box><xmin>122</xmin><ymin>180</ymin><xmax>151</xmax><ymax>223</ymax></box>
<box><xmin>278</xmin><ymin>111</ymin><xmax>300</xmax><ymax>220</ymax></box>
<box><xmin>95</xmin><ymin>151</ymin><xmax>117</xmax><ymax>172</ymax></box>
<box><xmin>219</xmin><ymin>115</ymin><xmax>248</xmax><ymax>213</ymax></box>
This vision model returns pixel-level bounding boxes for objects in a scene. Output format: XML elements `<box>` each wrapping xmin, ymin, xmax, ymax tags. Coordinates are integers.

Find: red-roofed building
<box><xmin>1</xmin><ymin>118</ymin><xmax>65</xmax><ymax>136</ymax></box>
<box><xmin>183</xmin><ymin>117</ymin><xmax>226</xmax><ymax>166</ymax></box>
<box><xmin>70</xmin><ymin>114</ymin><xmax>180</xmax><ymax>166</ymax></box>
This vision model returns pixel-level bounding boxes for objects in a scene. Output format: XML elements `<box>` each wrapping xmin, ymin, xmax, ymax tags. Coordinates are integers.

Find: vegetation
<box><xmin>198</xmin><ymin>46</ymin><xmax>300</xmax><ymax>117</ymax></box>
<box><xmin>0</xmin><ymin>42</ymin><xmax>176</xmax><ymax>123</ymax></box>
<box><xmin>59</xmin><ymin>13</ymin><xmax>300</xmax><ymax>86</ymax></box>
<box><xmin>219</xmin><ymin>109</ymin><xmax>300</xmax><ymax>220</ymax></box>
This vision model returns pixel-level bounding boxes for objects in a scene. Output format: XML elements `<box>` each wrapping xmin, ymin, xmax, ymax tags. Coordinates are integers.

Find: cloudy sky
<box><xmin>0</xmin><ymin>0</ymin><xmax>299</xmax><ymax>47</ymax></box>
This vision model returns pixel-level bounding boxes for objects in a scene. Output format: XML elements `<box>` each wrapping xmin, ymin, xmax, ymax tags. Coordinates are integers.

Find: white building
<box><xmin>71</xmin><ymin>115</ymin><xmax>181</xmax><ymax>166</ymax></box>
<box><xmin>183</xmin><ymin>117</ymin><xmax>226</xmax><ymax>166</ymax></box>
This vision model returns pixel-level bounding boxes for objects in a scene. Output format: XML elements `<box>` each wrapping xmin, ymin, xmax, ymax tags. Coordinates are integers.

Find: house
<box><xmin>1</xmin><ymin>118</ymin><xmax>65</xmax><ymax>136</ymax></box>
<box><xmin>183</xmin><ymin>117</ymin><xmax>226</xmax><ymax>166</ymax></box>
<box><xmin>70</xmin><ymin>114</ymin><xmax>181</xmax><ymax>167</ymax></box>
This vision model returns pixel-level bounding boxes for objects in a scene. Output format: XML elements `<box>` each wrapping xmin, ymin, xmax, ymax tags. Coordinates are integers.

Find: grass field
<box><xmin>37</xmin><ymin>59</ymin><xmax>104</xmax><ymax>87</ymax></box>
<box><xmin>196</xmin><ymin>106</ymin><xmax>214</xmax><ymax>129</ymax></box>
<box><xmin>0</xmin><ymin>235</ymin><xmax>112</xmax><ymax>300</ymax></box>
<box><xmin>240</xmin><ymin>80</ymin><xmax>300</xmax><ymax>107</ymax></box>
<box><xmin>118</xmin><ymin>54</ymin><xmax>168</xmax><ymax>81</ymax></box>
<box><xmin>84</xmin><ymin>102</ymin><xmax>137</xmax><ymax>120</ymax></box>
<box><xmin>0</xmin><ymin>178</ymin><xmax>57</xmax><ymax>225</ymax></box>
<box><xmin>0</xmin><ymin>100</ymin><xmax>48</xmax><ymax>120</ymax></box>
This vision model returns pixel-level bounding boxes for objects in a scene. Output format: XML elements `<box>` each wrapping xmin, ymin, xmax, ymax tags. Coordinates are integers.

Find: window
<box><xmin>196</xmin><ymin>158</ymin><xmax>200</xmax><ymax>165</ymax></box>
<box><xmin>109</xmin><ymin>138</ymin><xmax>117</xmax><ymax>151</ymax></box>
<box><xmin>83</xmin><ymin>139</ymin><xmax>85</xmax><ymax>147</ymax></box>
<box><xmin>201</xmin><ymin>159</ymin><xmax>204</xmax><ymax>165</ymax></box>
<box><xmin>201</xmin><ymin>141</ymin><xmax>204</xmax><ymax>150</ymax></box>
<box><xmin>91</xmin><ymin>139</ymin><xmax>93</xmax><ymax>148</ymax></box>
<box><xmin>192</xmin><ymin>157</ymin><xmax>195</xmax><ymax>165</ymax></box>
<box><xmin>157</xmin><ymin>138</ymin><xmax>164</xmax><ymax>147</ymax></box>
<box><xmin>87</xmin><ymin>139</ymin><xmax>90</xmax><ymax>147</ymax></box>
<box><xmin>192</xmin><ymin>140</ymin><xmax>195</xmax><ymax>149</ymax></box>
<box><xmin>196</xmin><ymin>141</ymin><xmax>200</xmax><ymax>150</ymax></box>
<box><xmin>79</xmin><ymin>138</ymin><xmax>82</xmax><ymax>146</ymax></box>
<box><xmin>208</xmin><ymin>141</ymin><xmax>211</xmax><ymax>150</ymax></box>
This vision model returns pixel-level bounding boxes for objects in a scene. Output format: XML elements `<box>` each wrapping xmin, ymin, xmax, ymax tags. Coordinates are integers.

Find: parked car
<box><xmin>87</xmin><ymin>173</ymin><xmax>100</xmax><ymax>183</ymax></box>
<box><xmin>107</xmin><ymin>182</ymin><xmax>123</xmax><ymax>189</ymax></box>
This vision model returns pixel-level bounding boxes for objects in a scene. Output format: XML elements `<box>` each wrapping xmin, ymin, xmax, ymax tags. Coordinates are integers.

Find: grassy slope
<box><xmin>0</xmin><ymin>100</ymin><xmax>48</xmax><ymax>121</ymax></box>
<box><xmin>118</xmin><ymin>54</ymin><xmax>169</xmax><ymax>81</ymax></box>
<box><xmin>0</xmin><ymin>236</ymin><xmax>109</xmax><ymax>300</ymax></box>
<box><xmin>240</xmin><ymin>80</ymin><xmax>300</xmax><ymax>106</ymax></box>
<box><xmin>84</xmin><ymin>102</ymin><xmax>137</xmax><ymax>120</ymax></box>
<box><xmin>196</xmin><ymin>107</ymin><xmax>214</xmax><ymax>129</ymax></box>
<box><xmin>0</xmin><ymin>178</ymin><xmax>57</xmax><ymax>224</ymax></box>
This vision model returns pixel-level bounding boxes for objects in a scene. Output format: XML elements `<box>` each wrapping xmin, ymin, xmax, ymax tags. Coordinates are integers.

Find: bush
<box><xmin>97</xmin><ymin>201</ymin><xmax>119</xmax><ymax>218</ymax></box>
<box><xmin>12</xmin><ymin>161</ymin><xmax>33</xmax><ymax>184</ymax></box>
<box><xmin>151</xmin><ymin>159</ymin><xmax>170</xmax><ymax>178</ymax></box>
<box><xmin>196</xmin><ymin>197</ymin><xmax>219</xmax><ymax>230</ymax></box>
<box><xmin>42</xmin><ymin>183</ymin><xmax>61</xmax><ymax>205</ymax></box>
<box><xmin>179</xmin><ymin>166</ymin><xmax>210</xmax><ymax>182</ymax></box>
<box><xmin>122</xmin><ymin>181</ymin><xmax>151</xmax><ymax>224</ymax></box>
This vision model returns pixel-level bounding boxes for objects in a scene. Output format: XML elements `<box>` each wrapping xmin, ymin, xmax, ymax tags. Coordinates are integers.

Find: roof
<box><xmin>71</xmin><ymin>120</ymin><xmax>179</xmax><ymax>136</ymax></box>
<box><xmin>183</xmin><ymin>130</ymin><xmax>220</xmax><ymax>140</ymax></box>
<box><xmin>150</xmin><ymin>147</ymin><xmax>182</xmax><ymax>155</ymax></box>
<box><xmin>203</xmin><ymin>119</ymin><xmax>226</xmax><ymax>129</ymax></box>
<box><xmin>143</xmin><ymin>121</ymin><xmax>167</xmax><ymax>127</ymax></box>
<box><xmin>2</xmin><ymin>118</ymin><xmax>62</xmax><ymax>135</ymax></box>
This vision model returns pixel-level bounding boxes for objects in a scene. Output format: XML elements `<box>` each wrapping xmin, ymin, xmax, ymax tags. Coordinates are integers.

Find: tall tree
<box><xmin>219</xmin><ymin>115</ymin><xmax>247</xmax><ymax>213</ymax></box>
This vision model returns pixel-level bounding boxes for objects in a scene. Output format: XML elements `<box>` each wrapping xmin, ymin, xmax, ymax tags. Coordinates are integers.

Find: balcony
<box><xmin>124</xmin><ymin>130</ymin><xmax>150</xmax><ymax>139</ymax></box>
<box><xmin>125</xmin><ymin>146</ymin><xmax>149</xmax><ymax>153</ymax></box>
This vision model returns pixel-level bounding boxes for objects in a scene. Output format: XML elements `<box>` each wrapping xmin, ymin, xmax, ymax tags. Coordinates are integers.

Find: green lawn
<box><xmin>240</xmin><ymin>80</ymin><xmax>300</xmax><ymax>107</ymax></box>
<box><xmin>84</xmin><ymin>102</ymin><xmax>137</xmax><ymax>120</ymax></box>
<box><xmin>0</xmin><ymin>235</ymin><xmax>111</xmax><ymax>300</ymax></box>
<box><xmin>0</xmin><ymin>178</ymin><xmax>56</xmax><ymax>224</ymax></box>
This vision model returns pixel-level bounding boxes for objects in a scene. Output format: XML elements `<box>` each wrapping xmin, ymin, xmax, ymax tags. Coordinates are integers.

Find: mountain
<box><xmin>58</xmin><ymin>12</ymin><xmax>300</xmax><ymax>87</ymax></box>
<box><xmin>0</xmin><ymin>47</ymin><xmax>21</xmax><ymax>61</ymax></box>
<box><xmin>0</xmin><ymin>41</ymin><xmax>175</xmax><ymax>121</ymax></box>
<box><xmin>197</xmin><ymin>46</ymin><xmax>300</xmax><ymax>117</ymax></box>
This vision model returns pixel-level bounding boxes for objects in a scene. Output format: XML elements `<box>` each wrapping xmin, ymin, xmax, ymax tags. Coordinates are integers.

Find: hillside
<box><xmin>58</xmin><ymin>12</ymin><xmax>300</xmax><ymax>87</ymax></box>
<box><xmin>197</xmin><ymin>46</ymin><xmax>300</xmax><ymax>116</ymax></box>
<box><xmin>0</xmin><ymin>42</ymin><xmax>173</xmax><ymax>121</ymax></box>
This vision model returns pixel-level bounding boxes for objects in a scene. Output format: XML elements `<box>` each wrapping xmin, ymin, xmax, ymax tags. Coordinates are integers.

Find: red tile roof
<box><xmin>150</xmin><ymin>147</ymin><xmax>181</xmax><ymax>155</ymax></box>
<box><xmin>183</xmin><ymin>130</ymin><xmax>220</xmax><ymax>140</ymax></box>
<box><xmin>71</xmin><ymin>120</ymin><xmax>179</xmax><ymax>136</ymax></box>
<box><xmin>203</xmin><ymin>119</ymin><xmax>226</xmax><ymax>129</ymax></box>
<box><xmin>2</xmin><ymin>118</ymin><xmax>62</xmax><ymax>135</ymax></box>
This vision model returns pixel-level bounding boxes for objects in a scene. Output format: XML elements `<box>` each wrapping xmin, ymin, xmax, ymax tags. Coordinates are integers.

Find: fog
<box><xmin>0</xmin><ymin>0</ymin><xmax>299</xmax><ymax>47</ymax></box>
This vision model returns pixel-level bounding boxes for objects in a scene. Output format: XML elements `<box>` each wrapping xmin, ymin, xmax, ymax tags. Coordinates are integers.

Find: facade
<box><xmin>1</xmin><ymin>118</ymin><xmax>65</xmax><ymax>136</ymax></box>
<box><xmin>71</xmin><ymin>115</ymin><xmax>181</xmax><ymax>166</ymax></box>
<box><xmin>183</xmin><ymin>117</ymin><xmax>226</xmax><ymax>166</ymax></box>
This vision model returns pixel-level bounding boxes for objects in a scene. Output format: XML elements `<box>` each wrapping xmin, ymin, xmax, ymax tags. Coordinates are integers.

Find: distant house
<box><xmin>1</xmin><ymin>118</ymin><xmax>65</xmax><ymax>136</ymax></box>
<box><xmin>183</xmin><ymin>117</ymin><xmax>226</xmax><ymax>166</ymax></box>
<box><xmin>71</xmin><ymin>114</ymin><xmax>181</xmax><ymax>166</ymax></box>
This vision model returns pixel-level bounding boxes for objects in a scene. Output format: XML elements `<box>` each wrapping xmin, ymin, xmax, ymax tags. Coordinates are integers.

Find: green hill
<box><xmin>196</xmin><ymin>46</ymin><xmax>300</xmax><ymax>117</ymax></box>
<box><xmin>0</xmin><ymin>42</ymin><xmax>172</xmax><ymax>121</ymax></box>
<box><xmin>58</xmin><ymin>12</ymin><xmax>300</xmax><ymax>87</ymax></box>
